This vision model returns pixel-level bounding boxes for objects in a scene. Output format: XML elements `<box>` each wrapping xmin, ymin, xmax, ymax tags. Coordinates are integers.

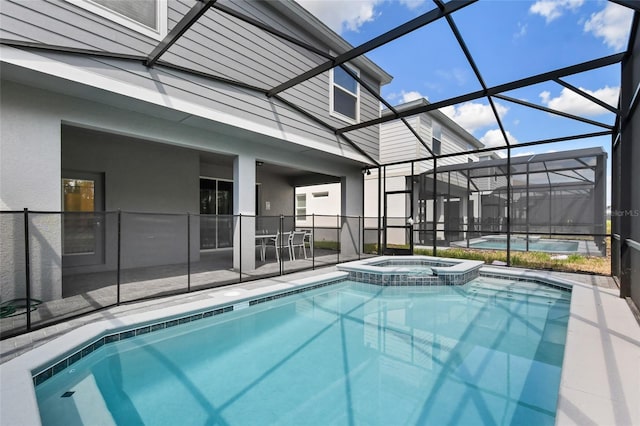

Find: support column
<box><xmin>233</xmin><ymin>155</ymin><xmax>256</xmax><ymax>271</ymax></box>
<box><xmin>593</xmin><ymin>154</ymin><xmax>606</xmax><ymax>251</ymax></box>
<box><xmin>0</xmin><ymin>85</ymin><xmax>62</xmax><ymax>302</ymax></box>
<box><xmin>341</xmin><ymin>170</ymin><xmax>364</xmax><ymax>258</ymax></box>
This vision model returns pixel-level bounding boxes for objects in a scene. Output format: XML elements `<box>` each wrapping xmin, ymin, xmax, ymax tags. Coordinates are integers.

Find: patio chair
<box><xmin>264</xmin><ymin>232</ymin><xmax>292</xmax><ymax>262</ymax></box>
<box><xmin>303</xmin><ymin>230</ymin><xmax>313</xmax><ymax>257</ymax></box>
<box><xmin>290</xmin><ymin>231</ymin><xmax>308</xmax><ymax>260</ymax></box>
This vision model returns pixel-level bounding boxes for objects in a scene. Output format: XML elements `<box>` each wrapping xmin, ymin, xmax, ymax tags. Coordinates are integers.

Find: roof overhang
<box><xmin>0</xmin><ymin>44</ymin><xmax>375</xmax><ymax>167</ymax></box>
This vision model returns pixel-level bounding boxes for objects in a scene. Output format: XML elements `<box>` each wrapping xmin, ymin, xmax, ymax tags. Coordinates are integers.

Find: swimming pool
<box><xmin>35</xmin><ymin>277</ymin><xmax>570</xmax><ymax>425</ymax></box>
<box><xmin>468</xmin><ymin>238</ymin><xmax>579</xmax><ymax>253</ymax></box>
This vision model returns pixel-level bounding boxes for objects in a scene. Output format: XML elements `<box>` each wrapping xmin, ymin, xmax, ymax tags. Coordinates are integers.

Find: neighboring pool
<box><xmin>469</xmin><ymin>238</ymin><xmax>579</xmax><ymax>253</ymax></box>
<box><xmin>36</xmin><ymin>278</ymin><xmax>570</xmax><ymax>425</ymax></box>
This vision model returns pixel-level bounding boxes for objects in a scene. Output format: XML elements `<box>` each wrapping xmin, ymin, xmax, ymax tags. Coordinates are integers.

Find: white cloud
<box><xmin>514</xmin><ymin>22</ymin><xmax>527</xmax><ymax>39</ymax></box>
<box><xmin>435</xmin><ymin>68</ymin><xmax>470</xmax><ymax>87</ymax></box>
<box><xmin>584</xmin><ymin>3</ymin><xmax>633</xmax><ymax>50</ymax></box>
<box><xmin>386</xmin><ymin>90</ymin><xmax>427</xmax><ymax>104</ymax></box>
<box><xmin>529</xmin><ymin>0</ymin><xmax>584</xmax><ymax>23</ymax></box>
<box><xmin>539</xmin><ymin>86</ymin><xmax>619</xmax><ymax>116</ymax></box>
<box><xmin>296</xmin><ymin>0</ymin><xmax>382</xmax><ymax>33</ymax></box>
<box><xmin>513</xmin><ymin>151</ymin><xmax>535</xmax><ymax>157</ymax></box>
<box><xmin>480</xmin><ymin>129</ymin><xmax>519</xmax><ymax>147</ymax></box>
<box><xmin>439</xmin><ymin>101</ymin><xmax>508</xmax><ymax>134</ymax></box>
<box><xmin>399</xmin><ymin>91</ymin><xmax>425</xmax><ymax>103</ymax></box>
<box><xmin>398</xmin><ymin>0</ymin><xmax>426</xmax><ymax>10</ymax></box>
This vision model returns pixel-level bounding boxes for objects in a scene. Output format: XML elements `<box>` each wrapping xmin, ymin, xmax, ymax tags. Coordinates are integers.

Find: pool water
<box><xmin>469</xmin><ymin>239</ymin><xmax>579</xmax><ymax>252</ymax></box>
<box><xmin>36</xmin><ymin>279</ymin><xmax>570</xmax><ymax>425</ymax></box>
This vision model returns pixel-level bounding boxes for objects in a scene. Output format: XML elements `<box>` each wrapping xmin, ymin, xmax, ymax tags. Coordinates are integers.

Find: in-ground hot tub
<box><xmin>337</xmin><ymin>255</ymin><xmax>484</xmax><ymax>286</ymax></box>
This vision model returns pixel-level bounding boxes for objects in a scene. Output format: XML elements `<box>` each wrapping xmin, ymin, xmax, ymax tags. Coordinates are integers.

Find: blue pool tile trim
<box><xmin>347</xmin><ymin>268</ymin><xmax>481</xmax><ymax>286</ymax></box>
<box><xmin>32</xmin><ymin>277</ymin><xmax>346</xmax><ymax>387</ymax></box>
<box><xmin>32</xmin><ymin>272</ymin><xmax>568</xmax><ymax>387</ymax></box>
<box><xmin>248</xmin><ymin>278</ymin><xmax>342</xmax><ymax>306</ymax></box>
<box><xmin>372</xmin><ymin>259</ymin><xmax>454</xmax><ymax>268</ymax></box>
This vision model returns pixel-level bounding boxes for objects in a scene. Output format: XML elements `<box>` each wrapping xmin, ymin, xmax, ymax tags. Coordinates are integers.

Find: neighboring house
<box><xmin>365</xmin><ymin>98</ymin><xmax>486</xmax><ymax>246</ymax></box>
<box><xmin>299</xmin><ymin>97</ymin><xmax>606</xmax><ymax>253</ymax></box>
<box><xmin>297</xmin><ymin>97</ymin><xmax>486</xmax><ymax>244</ymax></box>
<box><xmin>373</xmin><ymin>98</ymin><xmax>606</xmax><ymax>249</ymax></box>
<box><xmin>0</xmin><ymin>0</ymin><xmax>392</xmax><ymax>302</ymax></box>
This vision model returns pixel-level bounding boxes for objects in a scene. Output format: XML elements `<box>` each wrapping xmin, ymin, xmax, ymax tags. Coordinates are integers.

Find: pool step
<box><xmin>465</xmin><ymin>282</ymin><xmax>569</xmax><ymax>304</ymax></box>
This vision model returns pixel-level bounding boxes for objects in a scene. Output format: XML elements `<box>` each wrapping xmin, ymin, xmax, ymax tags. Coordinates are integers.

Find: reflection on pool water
<box><xmin>36</xmin><ymin>278</ymin><xmax>570</xmax><ymax>426</ymax></box>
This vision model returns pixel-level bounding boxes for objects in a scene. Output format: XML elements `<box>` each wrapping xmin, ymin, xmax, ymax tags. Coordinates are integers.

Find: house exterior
<box><xmin>419</xmin><ymin>147</ymin><xmax>607</xmax><ymax>250</ymax></box>
<box><xmin>298</xmin><ymin>97</ymin><xmax>607</xmax><ymax>254</ymax></box>
<box><xmin>0</xmin><ymin>0</ymin><xmax>392</xmax><ymax>302</ymax></box>
<box><xmin>296</xmin><ymin>98</ymin><xmax>486</xmax><ymax>245</ymax></box>
<box><xmin>365</xmin><ymin>98</ymin><xmax>486</xmax><ymax>246</ymax></box>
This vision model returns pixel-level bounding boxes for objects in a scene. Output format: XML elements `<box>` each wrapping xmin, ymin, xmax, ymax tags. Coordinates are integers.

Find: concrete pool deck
<box><xmin>1</xmin><ymin>264</ymin><xmax>638</xmax><ymax>425</ymax></box>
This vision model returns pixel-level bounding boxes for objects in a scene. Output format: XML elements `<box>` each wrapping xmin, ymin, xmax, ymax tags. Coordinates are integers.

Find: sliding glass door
<box><xmin>62</xmin><ymin>171</ymin><xmax>105</xmax><ymax>267</ymax></box>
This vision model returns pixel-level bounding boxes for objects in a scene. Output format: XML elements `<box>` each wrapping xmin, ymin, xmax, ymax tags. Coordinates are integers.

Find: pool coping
<box><xmin>337</xmin><ymin>255</ymin><xmax>484</xmax><ymax>285</ymax></box>
<box><xmin>481</xmin><ymin>267</ymin><xmax>639</xmax><ymax>425</ymax></box>
<box><xmin>337</xmin><ymin>255</ymin><xmax>484</xmax><ymax>275</ymax></box>
<box><xmin>1</xmin><ymin>264</ymin><xmax>638</xmax><ymax>425</ymax></box>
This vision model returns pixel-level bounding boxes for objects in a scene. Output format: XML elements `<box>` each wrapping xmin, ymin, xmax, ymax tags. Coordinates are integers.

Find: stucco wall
<box><xmin>63</xmin><ymin>126</ymin><xmax>200</xmax><ymax>213</ymax></box>
<box><xmin>257</xmin><ymin>171</ymin><xmax>294</xmax><ymax>218</ymax></box>
<box><xmin>62</xmin><ymin>126</ymin><xmax>200</xmax><ymax>271</ymax></box>
<box><xmin>1</xmin><ymin>79</ymin><xmax>366</xmax><ymax>302</ymax></box>
<box><xmin>295</xmin><ymin>183</ymin><xmax>341</xmax><ymax>226</ymax></box>
<box><xmin>0</xmin><ymin>80</ymin><xmax>62</xmax><ymax>302</ymax></box>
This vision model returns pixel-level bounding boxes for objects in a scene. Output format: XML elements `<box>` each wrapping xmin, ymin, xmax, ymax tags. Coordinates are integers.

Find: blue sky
<box><xmin>296</xmin><ymin>0</ymin><xmax>634</xmax><ymax>202</ymax></box>
<box><xmin>297</xmin><ymin>0</ymin><xmax>632</xmax><ymax>147</ymax></box>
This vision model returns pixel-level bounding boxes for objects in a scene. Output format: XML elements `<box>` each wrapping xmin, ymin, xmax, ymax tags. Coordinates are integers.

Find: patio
<box><xmin>1</xmin><ymin>248</ymin><xmax>374</xmax><ymax>337</ymax></box>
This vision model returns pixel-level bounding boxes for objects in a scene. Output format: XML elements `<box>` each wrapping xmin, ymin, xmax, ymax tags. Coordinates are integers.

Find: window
<box><xmin>68</xmin><ymin>0</ymin><xmax>167</xmax><ymax>40</ymax></box>
<box><xmin>296</xmin><ymin>194</ymin><xmax>307</xmax><ymax>218</ymax></box>
<box><xmin>330</xmin><ymin>65</ymin><xmax>359</xmax><ymax>122</ymax></box>
<box><xmin>432</xmin><ymin>122</ymin><xmax>442</xmax><ymax>155</ymax></box>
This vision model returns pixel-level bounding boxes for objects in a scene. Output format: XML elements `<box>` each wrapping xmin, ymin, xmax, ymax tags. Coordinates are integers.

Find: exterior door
<box><xmin>444</xmin><ymin>199</ymin><xmax>461</xmax><ymax>243</ymax></box>
<box><xmin>62</xmin><ymin>172</ymin><xmax>105</xmax><ymax>267</ymax></box>
<box><xmin>383</xmin><ymin>190</ymin><xmax>413</xmax><ymax>255</ymax></box>
<box><xmin>199</xmin><ymin>179</ymin><xmax>234</xmax><ymax>249</ymax></box>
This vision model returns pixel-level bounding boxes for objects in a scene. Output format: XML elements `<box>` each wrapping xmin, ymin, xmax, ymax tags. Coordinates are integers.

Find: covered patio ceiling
<box><xmin>2</xmin><ymin>0</ymin><xmax>638</xmax><ymax>166</ymax></box>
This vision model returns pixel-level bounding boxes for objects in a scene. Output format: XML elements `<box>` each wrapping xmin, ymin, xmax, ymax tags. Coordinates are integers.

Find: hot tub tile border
<box><xmin>345</xmin><ymin>268</ymin><xmax>480</xmax><ymax>286</ymax></box>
